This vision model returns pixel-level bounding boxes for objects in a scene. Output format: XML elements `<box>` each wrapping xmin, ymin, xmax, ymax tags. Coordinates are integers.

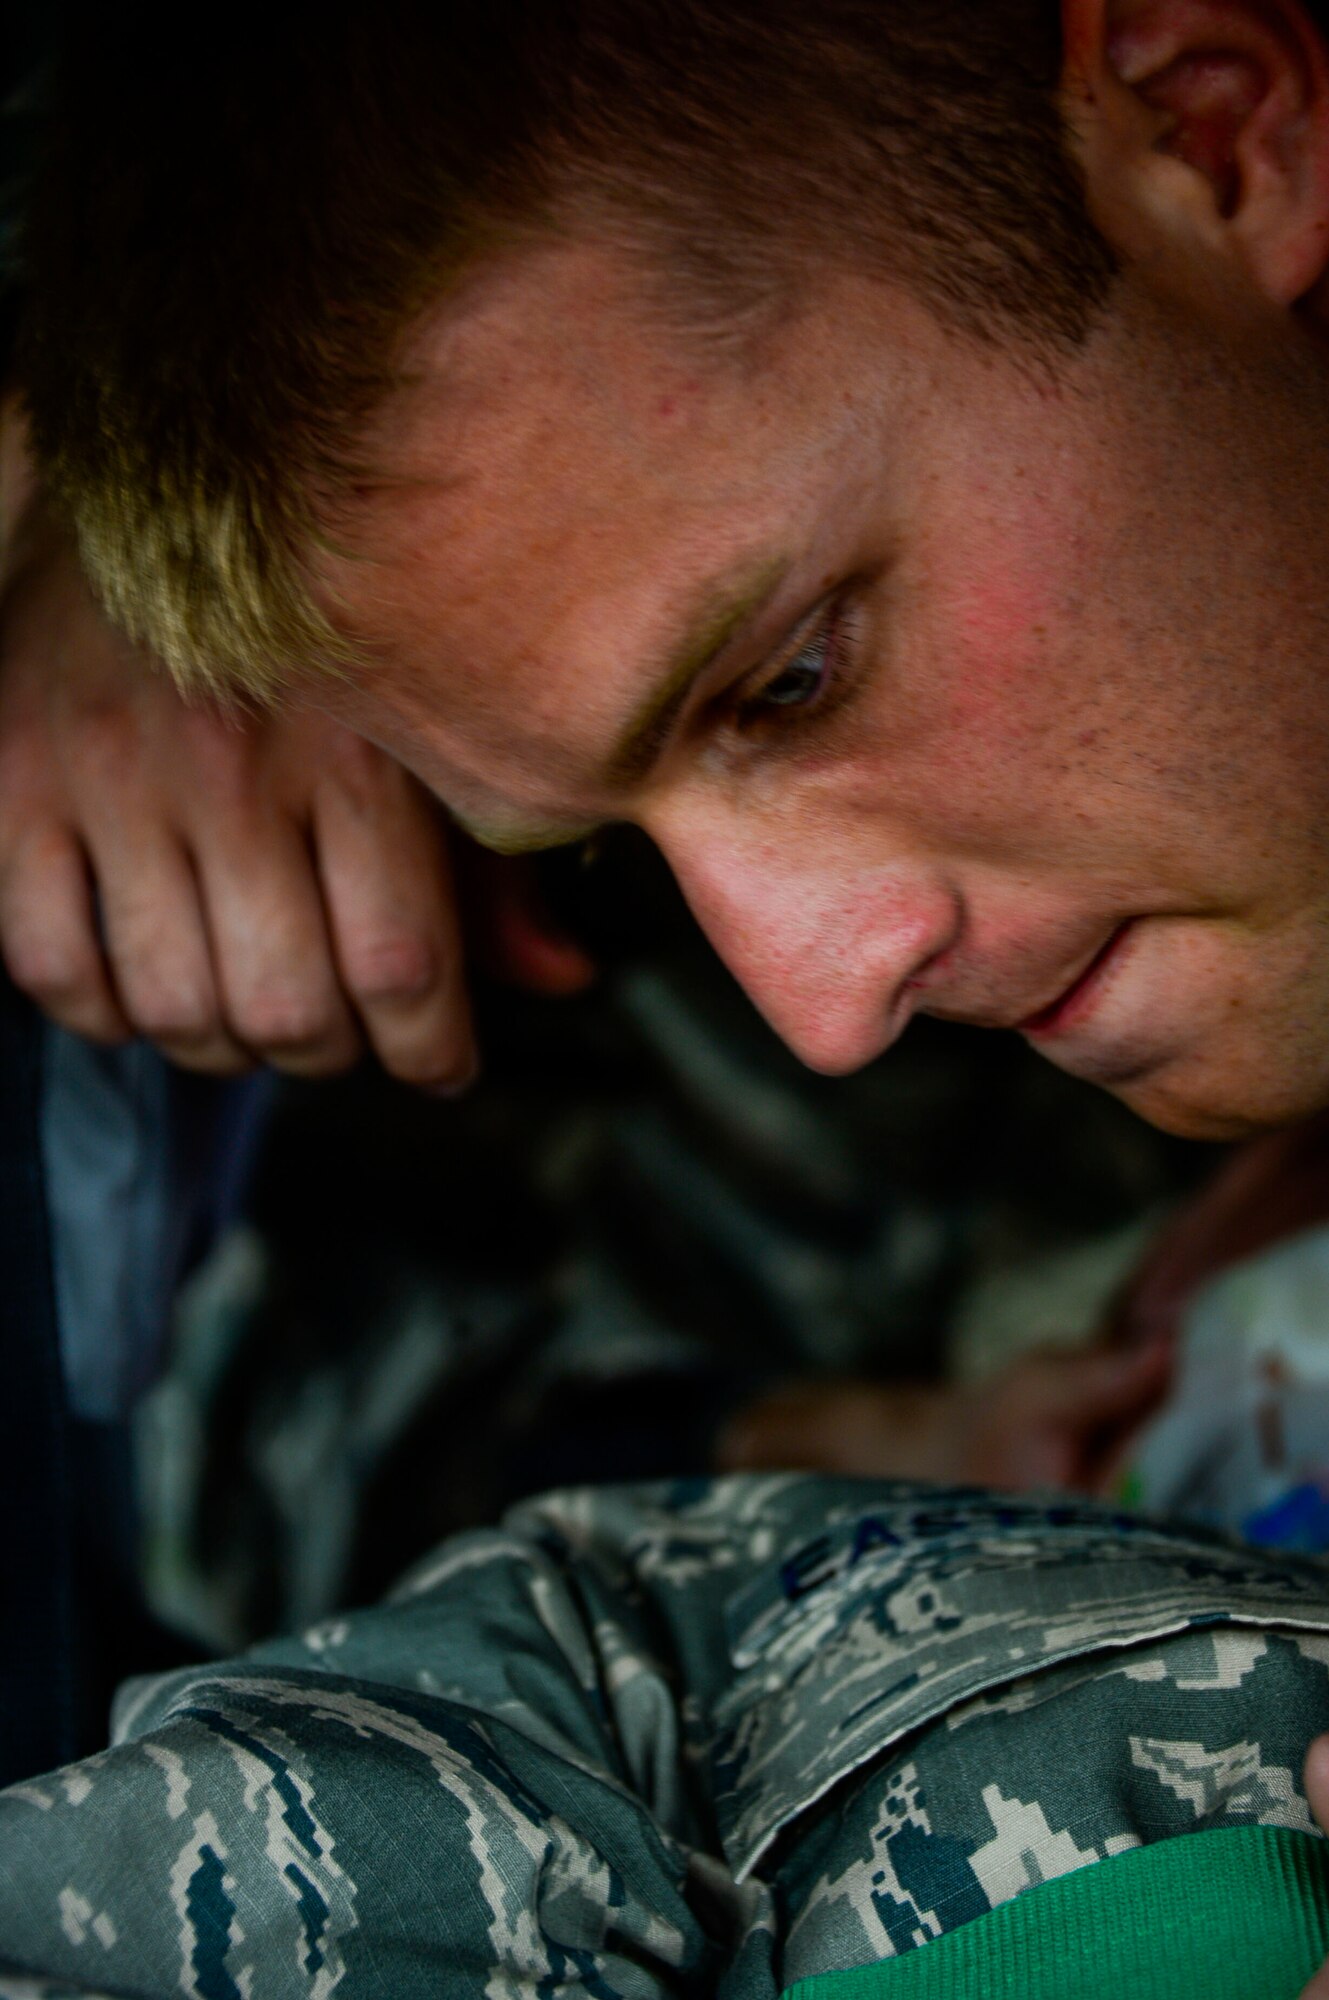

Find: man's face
<box><xmin>316</xmin><ymin>238</ymin><xmax>1329</xmax><ymax>1140</ymax></box>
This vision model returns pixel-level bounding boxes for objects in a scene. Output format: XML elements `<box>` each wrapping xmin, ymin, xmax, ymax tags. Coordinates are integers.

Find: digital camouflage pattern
<box><xmin>3</xmin><ymin>1476</ymin><xmax>1329</xmax><ymax>1998</ymax></box>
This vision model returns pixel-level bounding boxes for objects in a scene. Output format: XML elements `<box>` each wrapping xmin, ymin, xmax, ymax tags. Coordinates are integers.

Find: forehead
<box><xmin>313</xmin><ymin>245</ymin><xmax>889</xmax><ymax>810</ymax></box>
<box><xmin>311</xmin><ymin>240</ymin><xmax>996</xmax><ymax>842</ymax></box>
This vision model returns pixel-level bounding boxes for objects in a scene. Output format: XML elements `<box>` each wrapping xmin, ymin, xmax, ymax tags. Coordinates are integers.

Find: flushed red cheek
<box><xmin>926</xmin><ymin>571</ymin><xmax>1071</xmax><ymax>766</ymax></box>
<box><xmin>952</xmin><ymin>558</ymin><xmax>1057</xmax><ymax>679</ymax></box>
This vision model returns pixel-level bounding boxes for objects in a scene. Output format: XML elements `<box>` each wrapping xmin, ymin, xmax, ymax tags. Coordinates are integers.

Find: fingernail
<box><xmin>424</xmin><ymin>1057</ymin><xmax>481</xmax><ymax>1099</ymax></box>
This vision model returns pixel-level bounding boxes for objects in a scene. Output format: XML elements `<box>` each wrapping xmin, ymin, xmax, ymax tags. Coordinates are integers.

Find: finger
<box><xmin>312</xmin><ymin>749</ymin><xmax>477</xmax><ymax>1091</ymax></box>
<box><xmin>93</xmin><ymin>824</ymin><xmax>252</xmax><ymax>1073</ymax></box>
<box><xmin>1035</xmin><ymin>1342</ymin><xmax>1175</xmax><ymax>1495</ymax></box>
<box><xmin>717</xmin><ymin>1381</ymin><xmax>955</xmax><ymax>1481</ymax></box>
<box><xmin>1037</xmin><ymin>1341</ymin><xmax>1174</xmax><ymax>1428</ymax></box>
<box><xmin>0</xmin><ymin>825</ymin><xmax>132</xmax><ymax>1042</ymax></box>
<box><xmin>192</xmin><ymin>811</ymin><xmax>364</xmax><ymax>1077</ymax></box>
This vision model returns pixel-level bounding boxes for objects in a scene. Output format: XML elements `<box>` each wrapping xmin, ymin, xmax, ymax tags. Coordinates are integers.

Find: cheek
<box><xmin>954</xmin><ymin>559</ymin><xmax>1054</xmax><ymax>656</ymax></box>
<box><xmin>897</xmin><ymin>556</ymin><xmax>1073</xmax><ymax>796</ymax></box>
<box><xmin>949</xmin><ymin>579</ymin><xmax>1058</xmax><ymax>734</ymax></box>
<box><xmin>821</xmin><ymin>535</ymin><xmax>1130</xmax><ymax>873</ymax></box>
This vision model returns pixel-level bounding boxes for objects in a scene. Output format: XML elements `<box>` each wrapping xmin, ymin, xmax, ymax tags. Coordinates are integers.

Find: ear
<box><xmin>1061</xmin><ymin>0</ymin><xmax>1329</xmax><ymax>305</ymax></box>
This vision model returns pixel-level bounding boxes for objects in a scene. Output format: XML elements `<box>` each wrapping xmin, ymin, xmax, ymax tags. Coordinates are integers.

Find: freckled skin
<box><xmin>314</xmin><ymin>216</ymin><xmax>1329</xmax><ymax>1142</ymax></box>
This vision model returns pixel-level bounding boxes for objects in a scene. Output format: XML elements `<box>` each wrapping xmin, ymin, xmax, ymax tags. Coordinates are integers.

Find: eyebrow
<box><xmin>446</xmin><ymin>556</ymin><xmax>790</xmax><ymax>857</ymax></box>
<box><xmin>601</xmin><ymin>557</ymin><xmax>790</xmax><ymax>790</ymax></box>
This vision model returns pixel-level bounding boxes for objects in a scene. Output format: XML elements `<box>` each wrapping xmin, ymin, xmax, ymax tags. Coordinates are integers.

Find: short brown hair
<box><xmin>14</xmin><ymin>2</ymin><xmax>1115</xmax><ymax>704</ymax></box>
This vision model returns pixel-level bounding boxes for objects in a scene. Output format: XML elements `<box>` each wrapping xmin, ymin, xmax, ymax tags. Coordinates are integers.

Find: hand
<box><xmin>0</xmin><ymin>470</ymin><xmax>590</xmax><ymax>1083</ymax></box>
<box><xmin>714</xmin><ymin>1340</ymin><xmax>1172</xmax><ymax>1493</ymax></box>
<box><xmin>1298</xmin><ymin>1737</ymin><xmax>1329</xmax><ymax>1998</ymax></box>
<box><xmin>942</xmin><ymin>1339</ymin><xmax>1174</xmax><ymax>1493</ymax></box>
<box><xmin>1105</xmin><ymin>1114</ymin><xmax>1329</xmax><ymax>1350</ymax></box>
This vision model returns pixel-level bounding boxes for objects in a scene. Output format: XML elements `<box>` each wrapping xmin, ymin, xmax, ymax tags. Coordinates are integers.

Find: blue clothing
<box><xmin>40</xmin><ymin>1026</ymin><xmax>269</xmax><ymax>1422</ymax></box>
<box><xmin>0</xmin><ymin>971</ymin><xmax>263</xmax><ymax>1783</ymax></box>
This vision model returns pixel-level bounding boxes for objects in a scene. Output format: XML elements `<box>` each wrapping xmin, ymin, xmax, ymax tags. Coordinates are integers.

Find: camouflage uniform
<box><xmin>3</xmin><ymin>1477</ymin><xmax>1329</xmax><ymax>1997</ymax></box>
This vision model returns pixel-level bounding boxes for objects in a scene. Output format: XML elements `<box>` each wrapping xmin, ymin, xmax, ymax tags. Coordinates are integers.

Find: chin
<box><xmin>1112</xmin><ymin>1087</ymin><xmax>1272</xmax><ymax>1143</ymax></box>
<box><xmin>1110</xmin><ymin>1055</ymin><xmax>1329</xmax><ymax>1143</ymax></box>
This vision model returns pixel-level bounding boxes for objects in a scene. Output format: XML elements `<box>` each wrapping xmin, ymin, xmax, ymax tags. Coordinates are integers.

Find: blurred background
<box><xmin>134</xmin><ymin>831</ymin><xmax>1211</xmax><ymax>1654</ymax></box>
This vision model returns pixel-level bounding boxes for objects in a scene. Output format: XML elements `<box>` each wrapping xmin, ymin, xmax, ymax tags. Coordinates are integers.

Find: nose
<box><xmin>652</xmin><ymin>816</ymin><xmax>962</xmax><ymax>1074</ymax></box>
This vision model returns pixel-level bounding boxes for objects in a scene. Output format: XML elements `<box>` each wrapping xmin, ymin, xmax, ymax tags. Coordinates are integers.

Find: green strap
<box><xmin>784</xmin><ymin>1825</ymin><xmax>1329</xmax><ymax>2000</ymax></box>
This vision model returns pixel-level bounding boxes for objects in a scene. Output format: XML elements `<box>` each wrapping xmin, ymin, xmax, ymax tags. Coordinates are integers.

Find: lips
<box><xmin>1017</xmin><ymin>922</ymin><xmax>1133</xmax><ymax>1039</ymax></box>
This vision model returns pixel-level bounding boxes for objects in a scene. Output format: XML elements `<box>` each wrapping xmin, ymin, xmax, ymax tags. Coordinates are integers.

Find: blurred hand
<box><xmin>944</xmin><ymin>1339</ymin><xmax>1173</xmax><ymax>1493</ymax></box>
<box><xmin>1106</xmin><ymin>1113</ymin><xmax>1329</xmax><ymax>1351</ymax></box>
<box><xmin>715</xmin><ymin>1340</ymin><xmax>1172</xmax><ymax>1493</ymax></box>
<box><xmin>0</xmin><ymin>445</ymin><xmax>592</xmax><ymax>1082</ymax></box>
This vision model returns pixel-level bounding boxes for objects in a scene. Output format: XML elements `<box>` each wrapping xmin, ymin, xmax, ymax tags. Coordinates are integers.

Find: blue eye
<box><xmin>758</xmin><ymin>637</ymin><xmax>829</xmax><ymax>709</ymax></box>
<box><xmin>736</xmin><ymin>618</ymin><xmax>837</xmax><ymax>726</ymax></box>
<box><xmin>727</xmin><ymin>597</ymin><xmax>860</xmax><ymax>743</ymax></box>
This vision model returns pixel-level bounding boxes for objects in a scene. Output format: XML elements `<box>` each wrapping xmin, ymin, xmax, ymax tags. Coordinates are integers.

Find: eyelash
<box><xmin>729</xmin><ymin>599</ymin><xmax>854</xmax><ymax>736</ymax></box>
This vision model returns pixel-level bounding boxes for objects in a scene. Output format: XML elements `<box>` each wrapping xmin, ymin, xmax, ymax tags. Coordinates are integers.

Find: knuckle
<box><xmin>185</xmin><ymin>748</ymin><xmax>264</xmax><ymax>824</ymax></box>
<box><xmin>66</xmin><ymin>705</ymin><xmax>139</xmax><ymax>789</ymax></box>
<box><xmin>184</xmin><ymin>727</ymin><xmax>262</xmax><ymax>815</ymax></box>
<box><xmin>4</xmin><ymin>931</ymin><xmax>95</xmax><ymax>1008</ymax></box>
<box><xmin>228</xmin><ymin>986</ymin><xmax>338</xmax><ymax>1054</ymax></box>
<box><xmin>342</xmin><ymin>931</ymin><xmax>441</xmax><ymax>1005</ymax></box>
<box><xmin>128</xmin><ymin>981</ymin><xmax>219</xmax><ymax>1046</ymax></box>
<box><xmin>0</xmin><ymin>720</ymin><xmax>46</xmax><ymax>803</ymax></box>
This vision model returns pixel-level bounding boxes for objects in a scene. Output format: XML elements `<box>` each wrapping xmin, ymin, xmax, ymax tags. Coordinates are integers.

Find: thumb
<box><xmin>1037</xmin><ymin>1340</ymin><xmax>1173</xmax><ymax>1432</ymax></box>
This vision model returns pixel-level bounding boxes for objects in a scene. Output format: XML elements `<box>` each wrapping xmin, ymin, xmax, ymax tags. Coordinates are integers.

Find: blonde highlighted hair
<box><xmin>15</xmin><ymin>0</ymin><xmax>1115</xmax><ymax>704</ymax></box>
